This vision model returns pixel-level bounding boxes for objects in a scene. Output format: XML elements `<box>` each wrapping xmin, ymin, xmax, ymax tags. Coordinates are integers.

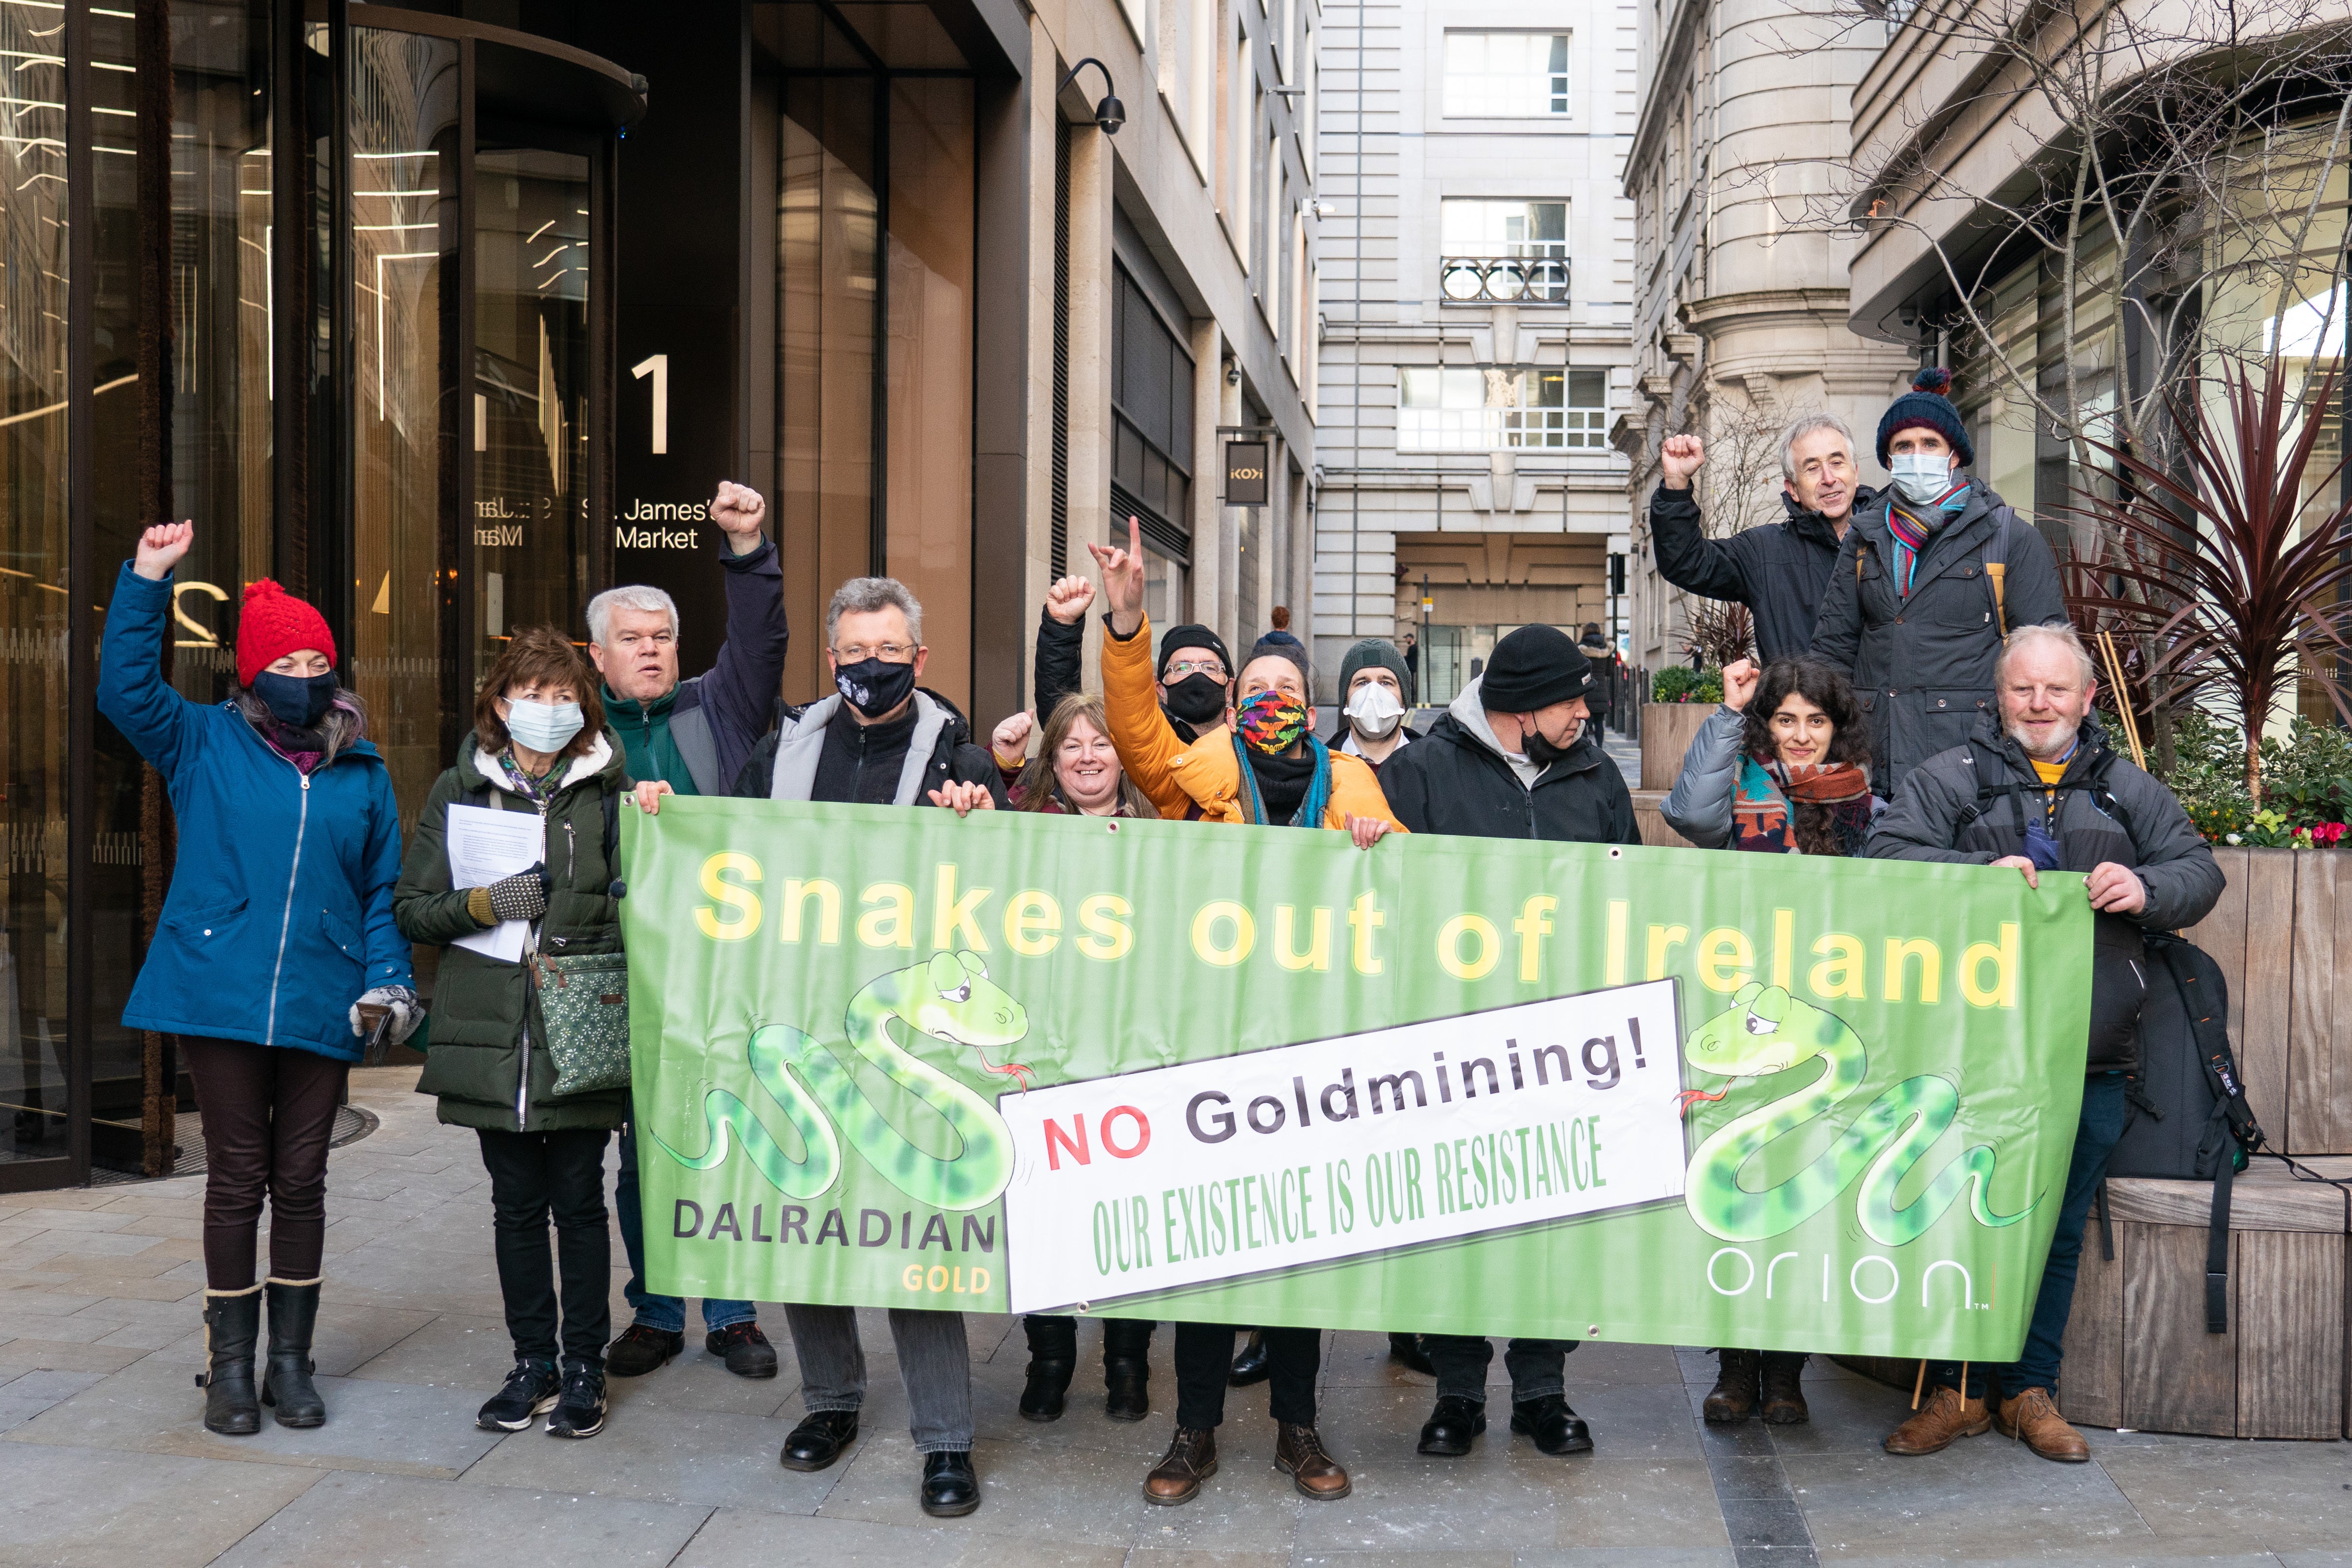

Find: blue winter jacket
<box><xmin>97</xmin><ymin>564</ymin><xmax>412</xmax><ymax>1061</ymax></box>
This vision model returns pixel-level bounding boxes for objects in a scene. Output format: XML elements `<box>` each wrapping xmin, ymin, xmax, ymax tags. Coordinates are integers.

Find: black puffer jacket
<box><xmin>1864</xmin><ymin>715</ymin><xmax>2223</xmax><ymax>1072</ymax></box>
<box><xmin>1378</xmin><ymin>681</ymin><xmax>1641</xmax><ymax>844</ymax></box>
<box><xmin>1810</xmin><ymin>482</ymin><xmax>2066</xmax><ymax>798</ymax></box>
<box><xmin>1649</xmin><ymin>485</ymin><xmax>1870</xmax><ymax>667</ymax></box>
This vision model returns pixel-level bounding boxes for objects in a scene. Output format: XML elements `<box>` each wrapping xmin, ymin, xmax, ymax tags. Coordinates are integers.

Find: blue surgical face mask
<box><xmin>1889</xmin><ymin>452</ymin><xmax>1956</xmax><ymax>506</ymax></box>
<box><xmin>504</xmin><ymin>697</ymin><xmax>585</xmax><ymax>754</ymax></box>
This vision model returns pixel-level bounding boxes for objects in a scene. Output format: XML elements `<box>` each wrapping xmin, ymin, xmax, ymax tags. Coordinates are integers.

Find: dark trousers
<box><xmin>1934</xmin><ymin>1072</ymin><xmax>2127</xmax><ymax>1399</ymax></box>
<box><xmin>1173</xmin><ymin>1322</ymin><xmax>1318</xmax><ymax>1429</ymax></box>
<box><xmin>182</xmin><ymin>1036</ymin><xmax>348</xmax><ymax>1289</ymax></box>
<box><xmin>1024</xmin><ymin>1314</ymin><xmax>1155</xmax><ymax>1367</ymax></box>
<box><xmin>1424</xmin><ymin>1333</ymin><xmax>1575</xmax><ymax>1404</ymax></box>
<box><xmin>476</xmin><ymin>1127</ymin><xmax>613</xmax><ymax>1367</ymax></box>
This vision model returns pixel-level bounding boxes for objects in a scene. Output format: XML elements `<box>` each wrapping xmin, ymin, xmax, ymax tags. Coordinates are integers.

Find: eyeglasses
<box><xmin>1166</xmin><ymin>659</ymin><xmax>1227</xmax><ymax>680</ymax></box>
<box><xmin>834</xmin><ymin>643</ymin><xmax>914</xmax><ymax>663</ymax></box>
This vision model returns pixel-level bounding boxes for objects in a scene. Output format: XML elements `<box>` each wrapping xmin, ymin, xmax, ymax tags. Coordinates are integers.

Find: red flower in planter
<box><xmin>2315</xmin><ymin>821</ymin><xmax>2347</xmax><ymax>847</ymax></box>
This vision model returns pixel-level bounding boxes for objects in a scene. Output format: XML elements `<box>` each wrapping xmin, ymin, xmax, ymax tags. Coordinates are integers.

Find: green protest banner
<box><xmin>620</xmin><ymin>799</ymin><xmax>2091</xmax><ymax>1362</ymax></box>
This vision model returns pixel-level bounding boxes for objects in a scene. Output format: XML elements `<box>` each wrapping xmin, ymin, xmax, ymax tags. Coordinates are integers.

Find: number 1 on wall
<box><xmin>632</xmin><ymin>353</ymin><xmax>668</xmax><ymax>455</ymax></box>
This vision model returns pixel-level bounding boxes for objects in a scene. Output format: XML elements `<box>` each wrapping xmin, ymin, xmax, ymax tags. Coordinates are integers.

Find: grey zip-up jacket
<box><xmin>1864</xmin><ymin>715</ymin><xmax>2222</xmax><ymax>1072</ymax></box>
<box><xmin>1810</xmin><ymin>483</ymin><xmax>2065</xmax><ymax>798</ymax></box>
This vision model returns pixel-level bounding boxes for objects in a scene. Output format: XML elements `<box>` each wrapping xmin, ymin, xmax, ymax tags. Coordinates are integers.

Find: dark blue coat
<box><xmin>97</xmin><ymin>564</ymin><xmax>411</xmax><ymax>1061</ymax></box>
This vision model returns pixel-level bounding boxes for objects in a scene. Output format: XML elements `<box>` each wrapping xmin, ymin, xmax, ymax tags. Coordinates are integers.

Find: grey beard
<box><xmin>2006</xmin><ymin>720</ymin><xmax>2080</xmax><ymax>764</ymax></box>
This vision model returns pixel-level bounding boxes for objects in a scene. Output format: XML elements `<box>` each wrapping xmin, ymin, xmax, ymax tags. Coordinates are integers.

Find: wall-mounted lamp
<box><xmin>1059</xmin><ymin>58</ymin><xmax>1125</xmax><ymax>135</ymax></box>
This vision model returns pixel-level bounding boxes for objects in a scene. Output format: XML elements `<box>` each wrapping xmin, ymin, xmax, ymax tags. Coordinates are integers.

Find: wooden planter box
<box><xmin>1639</xmin><ymin>701</ymin><xmax>1714</xmax><ymax>791</ymax></box>
<box><xmin>2179</xmin><ymin>847</ymin><xmax>2352</xmax><ymax>1156</ymax></box>
<box><xmin>1838</xmin><ymin>1165</ymin><xmax>2349</xmax><ymax>1440</ymax></box>
<box><xmin>1838</xmin><ymin>849</ymin><xmax>2352</xmax><ymax>1440</ymax></box>
<box><xmin>2058</xmin><ymin>1165</ymin><xmax>2348</xmax><ymax>1438</ymax></box>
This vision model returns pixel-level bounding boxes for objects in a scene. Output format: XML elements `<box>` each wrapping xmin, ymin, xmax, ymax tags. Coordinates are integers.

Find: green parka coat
<box><xmin>394</xmin><ymin>731</ymin><xmax>631</xmax><ymax>1132</ymax></box>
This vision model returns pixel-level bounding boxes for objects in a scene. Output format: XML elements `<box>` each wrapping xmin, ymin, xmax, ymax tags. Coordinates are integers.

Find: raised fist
<box><xmin>1722</xmin><ymin>657</ymin><xmax>1760</xmax><ymax>713</ymax></box>
<box><xmin>133</xmin><ymin>520</ymin><xmax>194</xmax><ymax>582</ymax></box>
<box><xmin>709</xmin><ymin>480</ymin><xmax>766</xmax><ymax>543</ymax></box>
<box><xmin>1660</xmin><ymin>434</ymin><xmax>1705</xmax><ymax>489</ymax></box>
<box><xmin>1044</xmin><ymin>576</ymin><xmax>1096</xmax><ymax>625</ymax></box>
<box><xmin>991</xmin><ymin>709</ymin><xmax>1035</xmax><ymax>763</ymax></box>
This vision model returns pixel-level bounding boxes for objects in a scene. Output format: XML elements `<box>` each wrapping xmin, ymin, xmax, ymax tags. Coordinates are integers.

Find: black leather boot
<box><xmin>1019</xmin><ymin>1356</ymin><xmax>1074</xmax><ymax>1422</ymax></box>
<box><xmin>260</xmin><ymin>1277</ymin><xmax>327</xmax><ymax>1427</ymax></box>
<box><xmin>1103</xmin><ymin>1318</ymin><xmax>1152</xmax><ymax>1421</ymax></box>
<box><xmin>197</xmin><ymin>1286</ymin><xmax>263</xmax><ymax>1436</ymax></box>
<box><xmin>1227</xmin><ymin>1329</ymin><xmax>1270</xmax><ymax>1387</ymax></box>
<box><xmin>1759</xmin><ymin>1351</ymin><xmax>1809</xmax><ymax>1425</ymax></box>
<box><xmin>1416</xmin><ymin>1393</ymin><xmax>1487</xmax><ymax>1456</ymax></box>
<box><xmin>1704</xmin><ymin>1347</ymin><xmax>1762</xmax><ymax>1423</ymax></box>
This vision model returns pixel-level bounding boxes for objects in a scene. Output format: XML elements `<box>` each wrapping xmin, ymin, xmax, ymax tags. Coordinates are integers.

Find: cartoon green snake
<box><xmin>1679</xmin><ymin>983</ymin><xmax>2036</xmax><ymax>1247</ymax></box>
<box><xmin>653</xmin><ymin>949</ymin><xmax>1030</xmax><ymax>1211</ymax></box>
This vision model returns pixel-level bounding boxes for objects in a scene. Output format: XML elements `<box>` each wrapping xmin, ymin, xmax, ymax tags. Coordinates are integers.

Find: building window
<box><xmin>1397</xmin><ymin>367</ymin><xmax>1608</xmax><ymax>451</ymax></box>
<box><xmin>1111</xmin><ymin>259</ymin><xmax>1196</xmax><ymax>562</ymax></box>
<box><xmin>1442</xmin><ymin>32</ymin><xmax>1569</xmax><ymax>118</ymax></box>
<box><xmin>1439</xmin><ymin>199</ymin><xmax>1568</xmax><ymax>303</ymax></box>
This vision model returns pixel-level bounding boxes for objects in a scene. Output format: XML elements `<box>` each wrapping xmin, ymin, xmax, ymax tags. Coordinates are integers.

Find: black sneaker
<box><xmin>705</xmin><ymin>1321</ymin><xmax>779</xmax><ymax>1379</ymax></box>
<box><xmin>477</xmin><ymin>1357</ymin><xmax>561</xmax><ymax>1432</ymax></box>
<box><xmin>605</xmin><ymin>1323</ymin><xmax>684</xmax><ymax>1378</ymax></box>
<box><xmin>544</xmin><ymin>1360</ymin><xmax>608</xmax><ymax>1439</ymax></box>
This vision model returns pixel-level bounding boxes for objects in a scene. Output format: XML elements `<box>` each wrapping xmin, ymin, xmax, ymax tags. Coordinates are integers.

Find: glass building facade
<box><xmin>0</xmin><ymin>3</ymin><xmax>1025</xmax><ymax>1189</ymax></box>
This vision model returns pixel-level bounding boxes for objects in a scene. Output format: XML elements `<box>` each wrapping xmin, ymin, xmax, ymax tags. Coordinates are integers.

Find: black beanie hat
<box><xmin>1154</xmin><ymin>623</ymin><xmax>1234</xmax><ymax>681</ymax></box>
<box><xmin>1479</xmin><ymin>624</ymin><xmax>1593</xmax><ymax>713</ymax></box>
<box><xmin>1876</xmin><ymin>367</ymin><xmax>1975</xmax><ymax>468</ymax></box>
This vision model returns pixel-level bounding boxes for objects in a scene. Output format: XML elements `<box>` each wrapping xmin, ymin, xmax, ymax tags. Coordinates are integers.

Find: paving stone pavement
<box><xmin>2</xmin><ymin>1066</ymin><xmax>2348</xmax><ymax>1568</ymax></box>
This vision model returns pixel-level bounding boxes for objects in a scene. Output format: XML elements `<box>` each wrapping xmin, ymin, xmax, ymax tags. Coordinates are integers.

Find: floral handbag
<box><xmin>531</xmin><ymin>950</ymin><xmax>631</xmax><ymax>1096</ymax></box>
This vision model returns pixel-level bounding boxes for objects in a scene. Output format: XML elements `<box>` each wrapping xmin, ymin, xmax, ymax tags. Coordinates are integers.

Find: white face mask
<box><xmin>1888</xmin><ymin>451</ymin><xmax>1956</xmax><ymax>507</ymax></box>
<box><xmin>504</xmin><ymin>697</ymin><xmax>585</xmax><ymax>754</ymax></box>
<box><xmin>1344</xmin><ymin>681</ymin><xmax>1405</xmax><ymax>741</ymax></box>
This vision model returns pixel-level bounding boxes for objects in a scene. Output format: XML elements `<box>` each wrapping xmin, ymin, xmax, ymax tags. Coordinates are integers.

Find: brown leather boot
<box><xmin>1703</xmin><ymin>1348</ymin><xmax>1760</xmax><ymax>1422</ymax></box>
<box><xmin>1143</xmin><ymin>1426</ymin><xmax>1218</xmax><ymax>1505</ymax></box>
<box><xmin>1274</xmin><ymin>1422</ymin><xmax>1352</xmax><ymax>1500</ymax></box>
<box><xmin>1995</xmin><ymin>1386</ymin><xmax>2089</xmax><ymax>1463</ymax></box>
<box><xmin>1759</xmin><ymin>1351</ymin><xmax>1808</xmax><ymax>1425</ymax></box>
<box><xmin>1882</xmin><ymin>1385</ymin><xmax>1990</xmax><ymax>1455</ymax></box>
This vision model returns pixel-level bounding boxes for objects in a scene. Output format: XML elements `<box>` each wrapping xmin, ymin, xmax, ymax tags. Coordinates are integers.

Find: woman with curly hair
<box><xmin>1661</xmin><ymin>652</ymin><xmax>1881</xmax><ymax>1425</ymax></box>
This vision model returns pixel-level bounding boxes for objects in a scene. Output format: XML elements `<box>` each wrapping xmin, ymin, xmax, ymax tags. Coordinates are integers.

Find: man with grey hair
<box><xmin>1865</xmin><ymin>622</ymin><xmax>2220</xmax><ymax>1464</ymax></box>
<box><xmin>596</xmin><ymin>479</ymin><xmax>789</xmax><ymax>1387</ymax></box>
<box><xmin>640</xmin><ymin>572</ymin><xmax>1002</xmax><ymax>1516</ymax></box>
<box><xmin>1649</xmin><ymin>413</ymin><xmax>1870</xmax><ymax>664</ymax></box>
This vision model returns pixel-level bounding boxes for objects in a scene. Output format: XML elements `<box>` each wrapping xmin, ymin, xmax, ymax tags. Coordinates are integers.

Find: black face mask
<box><xmin>1523</xmin><ymin>719</ymin><xmax>1579</xmax><ymax>768</ymax></box>
<box><xmin>1163</xmin><ymin>672</ymin><xmax>1228</xmax><ymax>726</ymax></box>
<box><xmin>834</xmin><ymin>656</ymin><xmax>918</xmax><ymax>718</ymax></box>
<box><xmin>251</xmin><ymin>670</ymin><xmax>336</xmax><ymax>728</ymax></box>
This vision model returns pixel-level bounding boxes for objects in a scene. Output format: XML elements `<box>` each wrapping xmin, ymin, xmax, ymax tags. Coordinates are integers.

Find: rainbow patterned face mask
<box><xmin>1235</xmin><ymin>689</ymin><xmax>1309</xmax><ymax>755</ymax></box>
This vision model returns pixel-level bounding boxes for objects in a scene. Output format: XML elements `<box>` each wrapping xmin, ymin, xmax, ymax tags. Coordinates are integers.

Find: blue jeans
<box><xmin>1933</xmin><ymin>1072</ymin><xmax>2127</xmax><ymax>1399</ymax></box>
<box><xmin>613</xmin><ymin>1124</ymin><xmax>756</xmax><ymax>1335</ymax></box>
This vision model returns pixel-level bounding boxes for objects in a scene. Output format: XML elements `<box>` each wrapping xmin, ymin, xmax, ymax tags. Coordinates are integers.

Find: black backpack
<box><xmin>2100</xmin><ymin>932</ymin><xmax>2265</xmax><ymax>1331</ymax></box>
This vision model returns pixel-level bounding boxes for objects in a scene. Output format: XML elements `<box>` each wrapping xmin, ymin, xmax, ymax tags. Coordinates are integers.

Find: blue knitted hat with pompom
<box><xmin>1875</xmin><ymin>367</ymin><xmax>1974</xmax><ymax>469</ymax></box>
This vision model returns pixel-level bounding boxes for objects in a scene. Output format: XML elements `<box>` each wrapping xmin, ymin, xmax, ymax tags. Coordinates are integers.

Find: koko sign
<box><xmin>1224</xmin><ymin>440</ymin><xmax>1269</xmax><ymax>506</ymax></box>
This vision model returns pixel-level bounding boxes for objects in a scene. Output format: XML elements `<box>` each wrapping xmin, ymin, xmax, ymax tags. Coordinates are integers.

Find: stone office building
<box><xmin>1310</xmin><ymin>0</ymin><xmax>1636</xmax><ymax>708</ymax></box>
<box><xmin>0</xmin><ymin>0</ymin><xmax>1315</xmax><ymax>1189</ymax></box>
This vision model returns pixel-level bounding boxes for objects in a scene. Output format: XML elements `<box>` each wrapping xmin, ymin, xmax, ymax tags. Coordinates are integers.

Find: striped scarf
<box><xmin>1886</xmin><ymin>478</ymin><xmax>1972</xmax><ymax>596</ymax></box>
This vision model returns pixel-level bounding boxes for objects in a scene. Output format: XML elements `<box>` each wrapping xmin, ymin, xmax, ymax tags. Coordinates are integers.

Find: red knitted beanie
<box><xmin>235</xmin><ymin>579</ymin><xmax>337</xmax><ymax>687</ymax></box>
